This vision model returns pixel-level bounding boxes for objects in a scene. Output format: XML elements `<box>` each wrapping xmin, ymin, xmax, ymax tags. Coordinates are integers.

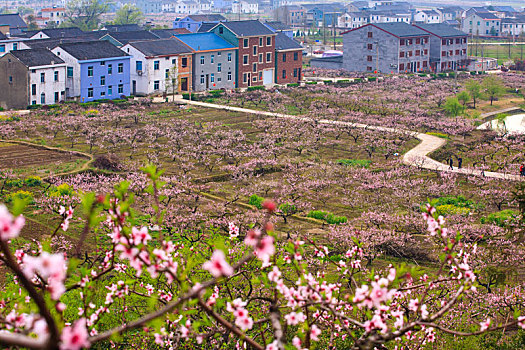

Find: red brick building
<box><xmin>274</xmin><ymin>32</ymin><xmax>303</xmax><ymax>84</ymax></box>
<box><xmin>210</xmin><ymin>20</ymin><xmax>276</xmax><ymax>88</ymax></box>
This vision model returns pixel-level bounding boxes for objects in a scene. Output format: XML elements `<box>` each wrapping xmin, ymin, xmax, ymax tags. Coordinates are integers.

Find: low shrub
<box><xmin>287</xmin><ymin>83</ymin><xmax>299</xmax><ymax>87</ymax></box>
<box><xmin>5</xmin><ymin>179</ymin><xmax>24</xmax><ymax>188</ymax></box>
<box><xmin>24</xmin><ymin>176</ymin><xmax>42</xmax><ymax>187</ymax></box>
<box><xmin>436</xmin><ymin>204</ymin><xmax>470</xmax><ymax>216</ymax></box>
<box><xmin>49</xmin><ymin>183</ymin><xmax>75</xmax><ymax>197</ymax></box>
<box><xmin>427</xmin><ymin>132</ymin><xmax>450</xmax><ymax>139</ymax></box>
<box><xmin>436</xmin><ymin>195</ymin><xmax>474</xmax><ymax>209</ymax></box>
<box><xmin>279</xmin><ymin>203</ymin><xmax>297</xmax><ymax>215</ymax></box>
<box><xmin>350</xmin><ymin>78</ymin><xmax>360</xmax><ymax>83</ymax></box>
<box><xmin>306</xmin><ymin>81</ymin><xmax>318</xmax><ymax>85</ymax></box>
<box><xmin>6</xmin><ymin>190</ymin><xmax>34</xmax><ymax>204</ymax></box>
<box><xmin>337</xmin><ymin>159</ymin><xmax>372</xmax><ymax>168</ymax></box>
<box><xmin>322</xmin><ymin>80</ymin><xmax>332</xmax><ymax>84</ymax></box>
<box><xmin>209</xmin><ymin>90</ymin><xmax>223</xmax><ymax>97</ymax></box>
<box><xmin>248</xmin><ymin>194</ymin><xmax>264</xmax><ymax>209</ymax></box>
<box><xmin>93</xmin><ymin>155</ymin><xmax>122</xmax><ymax>172</ymax></box>
<box><xmin>27</xmin><ymin>104</ymin><xmax>42</xmax><ymax>110</ymax></box>
<box><xmin>182</xmin><ymin>93</ymin><xmax>190</xmax><ymax>100</ymax></box>
<box><xmin>368</xmin><ymin>77</ymin><xmax>377</xmax><ymax>82</ymax></box>
<box><xmin>438</xmin><ymin>73</ymin><xmax>447</xmax><ymax>78</ymax></box>
<box><xmin>307</xmin><ymin>210</ymin><xmax>347</xmax><ymax>224</ymax></box>
<box><xmin>470</xmin><ymin>71</ymin><xmax>478</xmax><ymax>75</ymax></box>
<box><xmin>481</xmin><ymin>210</ymin><xmax>520</xmax><ymax>227</ymax></box>
<box><xmin>247</xmin><ymin>86</ymin><xmax>265</xmax><ymax>91</ymax></box>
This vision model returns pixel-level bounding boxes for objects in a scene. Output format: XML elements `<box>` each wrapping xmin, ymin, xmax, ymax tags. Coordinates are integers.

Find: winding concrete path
<box><xmin>170</xmin><ymin>97</ymin><xmax>523</xmax><ymax>181</ymax></box>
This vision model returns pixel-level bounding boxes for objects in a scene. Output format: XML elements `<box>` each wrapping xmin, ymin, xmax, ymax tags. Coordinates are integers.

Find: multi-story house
<box><xmin>369</xmin><ymin>11</ymin><xmax>411</xmax><ymax>24</ymax></box>
<box><xmin>0</xmin><ymin>13</ymin><xmax>27</xmax><ymax>36</ymax></box>
<box><xmin>502</xmin><ymin>17</ymin><xmax>525</xmax><ymax>37</ymax></box>
<box><xmin>287</xmin><ymin>6</ymin><xmax>306</xmax><ymax>26</ymax></box>
<box><xmin>0</xmin><ymin>37</ymin><xmax>26</xmax><ymax>56</ymax></box>
<box><xmin>438</xmin><ymin>6</ymin><xmax>463</xmax><ymax>22</ymax></box>
<box><xmin>274</xmin><ymin>32</ymin><xmax>302</xmax><ymax>85</ymax></box>
<box><xmin>36</xmin><ymin>7</ymin><xmax>66</xmax><ymax>27</ymax></box>
<box><xmin>413</xmin><ymin>10</ymin><xmax>441</xmax><ymax>24</ymax></box>
<box><xmin>52</xmin><ymin>41</ymin><xmax>131</xmax><ymax>101</ymax></box>
<box><xmin>210</xmin><ymin>20</ymin><xmax>276</xmax><ymax>87</ymax></box>
<box><xmin>339</xmin><ymin>12</ymin><xmax>370</xmax><ymax>29</ymax></box>
<box><xmin>175</xmin><ymin>33</ymin><xmax>236</xmax><ymax>91</ymax></box>
<box><xmin>342</xmin><ymin>23</ymin><xmax>430</xmax><ymax>73</ymax></box>
<box><xmin>232</xmin><ymin>0</ymin><xmax>259</xmax><ymax>14</ymax></box>
<box><xmin>264</xmin><ymin>21</ymin><xmax>293</xmax><ymax>39</ymax></box>
<box><xmin>0</xmin><ymin>48</ymin><xmax>66</xmax><ymax>109</ymax></box>
<box><xmin>122</xmin><ymin>38</ymin><xmax>193</xmax><ymax>95</ymax></box>
<box><xmin>461</xmin><ymin>12</ymin><xmax>501</xmax><ymax>36</ymax></box>
<box><xmin>212</xmin><ymin>0</ymin><xmax>233</xmax><ymax>12</ymax></box>
<box><xmin>173</xmin><ymin>14</ymin><xmax>226</xmax><ymax>32</ymax></box>
<box><xmin>414</xmin><ymin>23</ymin><xmax>468</xmax><ymax>72</ymax></box>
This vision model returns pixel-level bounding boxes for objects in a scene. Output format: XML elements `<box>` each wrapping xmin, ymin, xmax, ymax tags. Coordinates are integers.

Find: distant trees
<box><xmin>113</xmin><ymin>4</ymin><xmax>143</xmax><ymax>25</ymax></box>
<box><xmin>483</xmin><ymin>75</ymin><xmax>506</xmax><ymax>106</ymax></box>
<box><xmin>62</xmin><ymin>0</ymin><xmax>109</xmax><ymax>31</ymax></box>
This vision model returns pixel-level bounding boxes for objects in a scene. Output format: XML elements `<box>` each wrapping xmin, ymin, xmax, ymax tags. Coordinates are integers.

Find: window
<box><xmin>253</xmin><ymin>46</ymin><xmax>257</xmax><ymax>55</ymax></box>
<box><xmin>210</xmin><ymin>73</ymin><xmax>214</xmax><ymax>82</ymax></box>
<box><xmin>100</xmin><ymin>75</ymin><xmax>105</xmax><ymax>85</ymax></box>
<box><xmin>423</xmin><ymin>49</ymin><xmax>428</xmax><ymax>55</ymax></box>
<box><xmin>416</xmin><ymin>38</ymin><xmax>420</xmax><ymax>45</ymax></box>
<box><xmin>172</xmin><ymin>58</ymin><xmax>176</xmax><ymax>64</ymax></box>
<box><xmin>101</xmin><ymin>61</ymin><xmax>105</xmax><ymax>66</ymax></box>
<box><xmin>227</xmin><ymin>71</ymin><xmax>232</xmax><ymax>81</ymax></box>
<box><xmin>293</xmin><ymin>68</ymin><xmax>297</xmax><ymax>77</ymax></box>
<box><xmin>282</xmin><ymin>53</ymin><xmax>286</xmax><ymax>62</ymax></box>
<box><xmin>31</xmin><ymin>84</ymin><xmax>36</xmax><ymax>95</ymax></box>
<box><xmin>66</xmin><ymin>67</ymin><xmax>73</xmax><ymax>78</ymax></box>
<box><xmin>8</xmin><ymin>76</ymin><xmax>12</xmax><ymax>83</ymax></box>
<box><xmin>243</xmin><ymin>39</ymin><xmax>248</xmax><ymax>48</ymax></box>
<box><xmin>415</xmin><ymin>50</ymin><xmax>420</xmax><ymax>56</ymax></box>
<box><xmin>219</xmin><ymin>26</ymin><xmax>224</xmax><ymax>34</ymax></box>
<box><xmin>118</xmin><ymin>63</ymin><xmax>123</xmax><ymax>73</ymax></box>
<box><xmin>154</xmin><ymin>81</ymin><xmax>160</xmax><ymax>90</ymax></box>
<box><xmin>154</xmin><ymin>61</ymin><xmax>160</xmax><ymax>70</ymax></box>
<box><xmin>227</xmin><ymin>53</ymin><xmax>232</xmax><ymax>62</ymax></box>
<box><xmin>294</xmin><ymin>52</ymin><xmax>298</xmax><ymax>61</ymax></box>
<box><xmin>259</xmin><ymin>37</ymin><xmax>263</xmax><ymax>46</ymax></box>
<box><xmin>108</xmin><ymin>64</ymin><xmax>112</xmax><ymax>74</ymax></box>
<box><xmin>118</xmin><ymin>84</ymin><xmax>123</xmax><ymax>94</ymax></box>
<box><xmin>243</xmin><ymin>73</ymin><xmax>247</xmax><ymax>83</ymax></box>
<box><xmin>101</xmin><ymin>91</ymin><xmax>105</xmax><ymax>97</ymax></box>
<box><xmin>442</xmin><ymin>51</ymin><xmax>446</xmax><ymax>57</ymax></box>
<box><xmin>367</xmin><ymin>66</ymin><xmax>372</xmax><ymax>71</ymax></box>
<box><xmin>253</xmin><ymin>63</ymin><xmax>257</xmax><ymax>72</ymax></box>
<box><xmin>108</xmin><ymin>85</ymin><xmax>112</xmax><ymax>95</ymax></box>
<box><xmin>243</xmin><ymin>55</ymin><xmax>248</xmax><ymax>65</ymax></box>
<box><xmin>87</xmin><ymin>66</ymin><xmax>93</xmax><ymax>77</ymax></box>
<box><xmin>442</xmin><ymin>39</ymin><xmax>447</xmax><ymax>45</ymax></box>
<box><xmin>423</xmin><ymin>61</ymin><xmax>428</xmax><ymax>68</ymax></box>
<box><xmin>282</xmin><ymin>70</ymin><xmax>286</xmax><ymax>79</ymax></box>
<box><xmin>12</xmin><ymin>43</ymin><xmax>17</xmax><ymax>50</ymax></box>
<box><xmin>400</xmin><ymin>51</ymin><xmax>404</xmax><ymax>58</ymax></box>
<box><xmin>217</xmin><ymin>52</ymin><xmax>221</xmax><ymax>56</ymax></box>
<box><xmin>408</xmin><ymin>51</ymin><xmax>413</xmax><ymax>57</ymax></box>
<box><xmin>259</xmin><ymin>53</ymin><xmax>263</xmax><ymax>63</ymax></box>
<box><xmin>211</xmin><ymin>55</ymin><xmax>215</xmax><ymax>63</ymax></box>
<box><xmin>200</xmin><ymin>75</ymin><xmax>205</xmax><ymax>84</ymax></box>
<box><xmin>87</xmin><ymin>88</ymin><xmax>93</xmax><ymax>98</ymax></box>
<box><xmin>136</xmin><ymin>61</ymin><xmax>143</xmax><ymax>71</ymax></box>
<box><xmin>368</xmin><ymin>32</ymin><xmax>373</xmax><ymax>38</ymax></box>
<box><xmin>40</xmin><ymin>93</ymin><xmax>45</xmax><ymax>104</ymax></box>
<box><xmin>0</xmin><ymin>44</ymin><xmax>5</xmax><ymax>52</ymax></box>
<box><xmin>54</xmin><ymin>91</ymin><xmax>59</xmax><ymax>102</ymax></box>
<box><xmin>258</xmin><ymin>71</ymin><xmax>262</xmax><ymax>80</ymax></box>
<box><xmin>266</xmin><ymin>52</ymin><xmax>271</xmax><ymax>63</ymax></box>
<box><xmin>181</xmin><ymin>57</ymin><xmax>187</xmax><ymax>67</ymax></box>
<box><xmin>199</xmin><ymin>55</ymin><xmax>205</xmax><ymax>65</ymax></box>
<box><xmin>54</xmin><ymin>71</ymin><xmax>59</xmax><ymax>81</ymax></box>
<box><xmin>367</xmin><ymin>55</ymin><xmax>372</xmax><ymax>62</ymax></box>
<box><xmin>165</xmin><ymin>69</ymin><xmax>169</xmax><ymax>79</ymax></box>
<box><xmin>266</xmin><ymin>36</ymin><xmax>271</xmax><ymax>46</ymax></box>
<box><xmin>253</xmin><ymin>76</ymin><xmax>257</xmax><ymax>82</ymax></box>
<box><xmin>217</xmin><ymin>63</ymin><xmax>222</xmax><ymax>72</ymax></box>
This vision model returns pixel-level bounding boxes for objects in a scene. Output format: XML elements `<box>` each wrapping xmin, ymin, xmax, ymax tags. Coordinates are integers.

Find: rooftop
<box><xmin>264</xmin><ymin>21</ymin><xmax>292</xmax><ymax>31</ymax></box>
<box><xmin>175</xmin><ymin>32</ymin><xmax>235</xmax><ymax>51</ymax></box>
<box><xmin>197</xmin><ymin>22</ymin><xmax>217</xmax><ymax>33</ymax></box>
<box><xmin>104</xmin><ymin>24</ymin><xmax>142</xmax><ymax>32</ymax></box>
<box><xmin>186</xmin><ymin>14</ymin><xmax>226</xmax><ymax>22</ymax></box>
<box><xmin>473</xmin><ymin>12</ymin><xmax>501</xmax><ymax>20</ymax></box>
<box><xmin>103</xmin><ymin>30</ymin><xmax>159</xmax><ymax>45</ymax></box>
<box><xmin>353</xmin><ymin>23</ymin><xmax>429</xmax><ymax>38</ymax></box>
<box><xmin>275</xmin><ymin>32</ymin><xmax>303</xmax><ymax>51</ymax></box>
<box><xmin>414</xmin><ymin>23</ymin><xmax>467</xmax><ymax>37</ymax></box>
<box><xmin>128</xmin><ymin>38</ymin><xmax>193</xmax><ymax>57</ymax></box>
<box><xmin>10</xmin><ymin>48</ymin><xmax>64</xmax><ymax>67</ymax></box>
<box><xmin>55</xmin><ymin>41</ymin><xmax>129</xmax><ymax>60</ymax></box>
<box><xmin>0</xmin><ymin>13</ymin><xmax>27</xmax><ymax>28</ymax></box>
<box><xmin>218</xmin><ymin>20</ymin><xmax>275</xmax><ymax>37</ymax></box>
<box><xmin>151</xmin><ymin>28</ymin><xmax>191</xmax><ymax>38</ymax></box>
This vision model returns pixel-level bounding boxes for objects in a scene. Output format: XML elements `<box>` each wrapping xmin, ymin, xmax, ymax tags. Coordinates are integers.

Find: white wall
<box><xmin>28</xmin><ymin>64</ymin><xmax>66</xmax><ymax>105</ymax></box>
<box><xmin>51</xmin><ymin>47</ymin><xmax>81</xmax><ymax>98</ymax></box>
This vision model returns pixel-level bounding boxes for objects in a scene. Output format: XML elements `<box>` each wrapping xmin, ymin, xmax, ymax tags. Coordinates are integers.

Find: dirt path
<box><xmin>167</xmin><ymin>97</ymin><xmax>523</xmax><ymax>182</ymax></box>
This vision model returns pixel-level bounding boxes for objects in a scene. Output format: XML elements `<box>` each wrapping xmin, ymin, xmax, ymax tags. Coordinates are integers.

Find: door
<box><xmin>206</xmin><ymin>74</ymin><xmax>209</xmax><ymax>89</ymax></box>
<box><xmin>181</xmin><ymin>77</ymin><xmax>188</xmax><ymax>91</ymax></box>
<box><xmin>247</xmin><ymin>73</ymin><xmax>251</xmax><ymax>87</ymax></box>
<box><xmin>263</xmin><ymin>69</ymin><xmax>274</xmax><ymax>85</ymax></box>
<box><xmin>132</xmin><ymin>80</ymin><xmax>136</xmax><ymax>95</ymax></box>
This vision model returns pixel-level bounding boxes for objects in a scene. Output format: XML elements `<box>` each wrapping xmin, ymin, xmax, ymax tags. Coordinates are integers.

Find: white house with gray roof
<box><xmin>461</xmin><ymin>12</ymin><xmax>501</xmax><ymax>36</ymax></box>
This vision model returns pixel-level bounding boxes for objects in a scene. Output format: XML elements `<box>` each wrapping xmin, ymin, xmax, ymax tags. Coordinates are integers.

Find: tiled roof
<box><xmin>151</xmin><ymin>28</ymin><xmax>191</xmax><ymax>38</ymax></box>
<box><xmin>474</xmin><ymin>12</ymin><xmax>501</xmax><ymax>20</ymax></box>
<box><xmin>264</xmin><ymin>21</ymin><xmax>292</xmax><ymax>31</ymax></box>
<box><xmin>129</xmin><ymin>38</ymin><xmax>193</xmax><ymax>56</ymax></box>
<box><xmin>23</xmin><ymin>37</ymin><xmax>93</xmax><ymax>50</ymax></box>
<box><xmin>197</xmin><ymin>22</ymin><xmax>216</xmax><ymax>32</ymax></box>
<box><xmin>10</xmin><ymin>48</ymin><xmax>64</xmax><ymax>67</ymax></box>
<box><xmin>369</xmin><ymin>23</ymin><xmax>428</xmax><ymax>37</ymax></box>
<box><xmin>104</xmin><ymin>24</ymin><xmax>142</xmax><ymax>32</ymax></box>
<box><xmin>275</xmin><ymin>32</ymin><xmax>303</xmax><ymax>51</ymax></box>
<box><xmin>0</xmin><ymin>14</ymin><xmax>26</xmax><ymax>28</ymax></box>
<box><xmin>55</xmin><ymin>41</ymin><xmax>129</xmax><ymax>60</ymax></box>
<box><xmin>218</xmin><ymin>20</ymin><xmax>275</xmax><ymax>37</ymax></box>
<box><xmin>187</xmin><ymin>14</ymin><xmax>226</xmax><ymax>22</ymax></box>
<box><xmin>103</xmin><ymin>30</ymin><xmax>159</xmax><ymax>45</ymax></box>
<box><xmin>175</xmin><ymin>32</ymin><xmax>235</xmax><ymax>51</ymax></box>
<box><xmin>414</xmin><ymin>23</ymin><xmax>467</xmax><ymax>37</ymax></box>
<box><xmin>39</xmin><ymin>27</ymin><xmax>85</xmax><ymax>38</ymax></box>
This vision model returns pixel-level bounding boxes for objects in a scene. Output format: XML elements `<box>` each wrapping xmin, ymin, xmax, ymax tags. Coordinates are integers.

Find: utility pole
<box><xmin>332</xmin><ymin>14</ymin><xmax>336</xmax><ymax>50</ymax></box>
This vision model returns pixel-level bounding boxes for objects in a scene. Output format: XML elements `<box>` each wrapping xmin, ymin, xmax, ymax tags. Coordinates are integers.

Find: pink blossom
<box><xmin>0</xmin><ymin>204</ymin><xmax>25</xmax><ymax>240</ymax></box>
<box><xmin>310</xmin><ymin>324</ymin><xmax>321</xmax><ymax>341</ymax></box>
<box><xmin>284</xmin><ymin>311</ymin><xmax>306</xmax><ymax>326</ymax></box>
<box><xmin>244</xmin><ymin>229</ymin><xmax>261</xmax><ymax>247</ymax></box>
<box><xmin>518</xmin><ymin>316</ymin><xmax>525</xmax><ymax>329</ymax></box>
<box><xmin>203</xmin><ymin>250</ymin><xmax>234</xmax><ymax>277</ymax></box>
<box><xmin>268</xmin><ymin>266</ymin><xmax>281</xmax><ymax>282</ymax></box>
<box><xmin>480</xmin><ymin>318</ymin><xmax>491</xmax><ymax>331</ymax></box>
<box><xmin>255</xmin><ymin>236</ymin><xmax>275</xmax><ymax>263</ymax></box>
<box><xmin>266</xmin><ymin>341</ymin><xmax>279</xmax><ymax>350</ymax></box>
<box><xmin>60</xmin><ymin>318</ymin><xmax>90</xmax><ymax>350</ymax></box>
<box><xmin>228</xmin><ymin>222</ymin><xmax>239</xmax><ymax>238</ymax></box>
<box><xmin>292</xmin><ymin>336</ymin><xmax>302</xmax><ymax>349</ymax></box>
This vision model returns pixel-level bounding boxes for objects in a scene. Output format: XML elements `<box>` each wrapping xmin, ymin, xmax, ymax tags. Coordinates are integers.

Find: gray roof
<box><xmin>368</xmin><ymin>23</ymin><xmax>428</xmax><ymax>37</ymax></box>
<box><xmin>151</xmin><ymin>28</ymin><xmax>191</xmax><ymax>38</ymax></box>
<box><xmin>104</xmin><ymin>24</ymin><xmax>142</xmax><ymax>32</ymax></box>
<box><xmin>187</xmin><ymin>14</ymin><xmax>226</xmax><ymax>22</ymax></box>
<box><xmin>414</xmin><ymin>23</ymin><xmax>467</xmax><ymax>38</ymax></box>
<box><xmin>55</xmin><ymin>41</ymin><xmax>129</xmax><ymax>60</ymax></box>
<box><xmin>218</xmin><ymin>20</ymin><xmax>275</xmax><ymax>37</ymax></box>
<box><xmin>36</xmin><ymin>27</ymin><xmax>85</xmax><ymax>38</ymax></box>
<box><xmin>265</xmin><ymin>21</ymin><xmax>292</xmax><ymax>31</ymax></box>
<box><xmin>0</xmin><ymin>13</ymin><xmax>26</xmax><ymax>29</ymax></box>
<box><xmin>275</xmin><ymin>32</ymin><xmax>302</xmax><ymax>51</ymax></box>
<box><xmin>103</xmin><ymin>30</ymin><xmax>159</xmax><ymax>45</ymax></box>
<box><xmin>473</xmin><ymin>12</ymin><xmax>500</xmax><ymax>20</ymax></box>
<box><xmin>23</xmin><ymin>37</ymin><xmax>93</xmax><ymax>50</ymax></box>
<box><xmin>128</xmin><ymin>38</ymin><xmax>193</xmax><ymax>56</ymax></box>
<box><xmin>10</xmin><ymin>48</ymin><xmax>64</xmax><ymax>67</ymax></box>
<box><xmin>197</xmin><ymin>22</ymin><xmax>216</xmax><ymax>32</ymax></box>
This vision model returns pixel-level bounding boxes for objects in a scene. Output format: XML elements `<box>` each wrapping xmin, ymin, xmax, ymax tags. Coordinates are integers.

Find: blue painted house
<box><xmin>173</xmin><ymin>14</ymin><xmax>226</xmax><ymax>33</ymax></box>
<box><xmin>52</xmin><ymin>41</ymin><xmax>130</xmax><ymax>102</ymax></box>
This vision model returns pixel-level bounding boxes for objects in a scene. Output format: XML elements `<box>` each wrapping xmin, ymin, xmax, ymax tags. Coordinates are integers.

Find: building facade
<box><xmin>52</xmin><ymin>41</ymin><xmax>130</xmax><ymax>101</ymax></box>
<box><xmin>122</xmin><ymin>38</ymin><xmax>193</xmax><ymax>95</ymax></box>
<box><xmin>175</xmin><ymin>33</ymin><xmax>236</xmax><ymax>91</ymax></box>
<box><xmin>502</xmin><ymin>18</ymin><xmax>525</xmax><ymax>37</ymax></box>
<box><xmin>342</xmin><ymin>23</ymin><xmax>430</xmax><ymax>73</ymax></box>
<box><xmin>461</xmin><ymin>12</ymin><xmax>501</xmax><ymax>36</ymax></box>
<box><xmin>211</xmin><ymin>21</ymin><xmax>276</xmax><ymax>88</ymax></box>
<box><xmin>274</xmin><ymin>32</ymin><xmax>302</xmax><ymax>84</ymax></box>
<box><xmin>414</xmin><ymin>23</ymin><xmax>468</xmax><ymax>72</ymax></box>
